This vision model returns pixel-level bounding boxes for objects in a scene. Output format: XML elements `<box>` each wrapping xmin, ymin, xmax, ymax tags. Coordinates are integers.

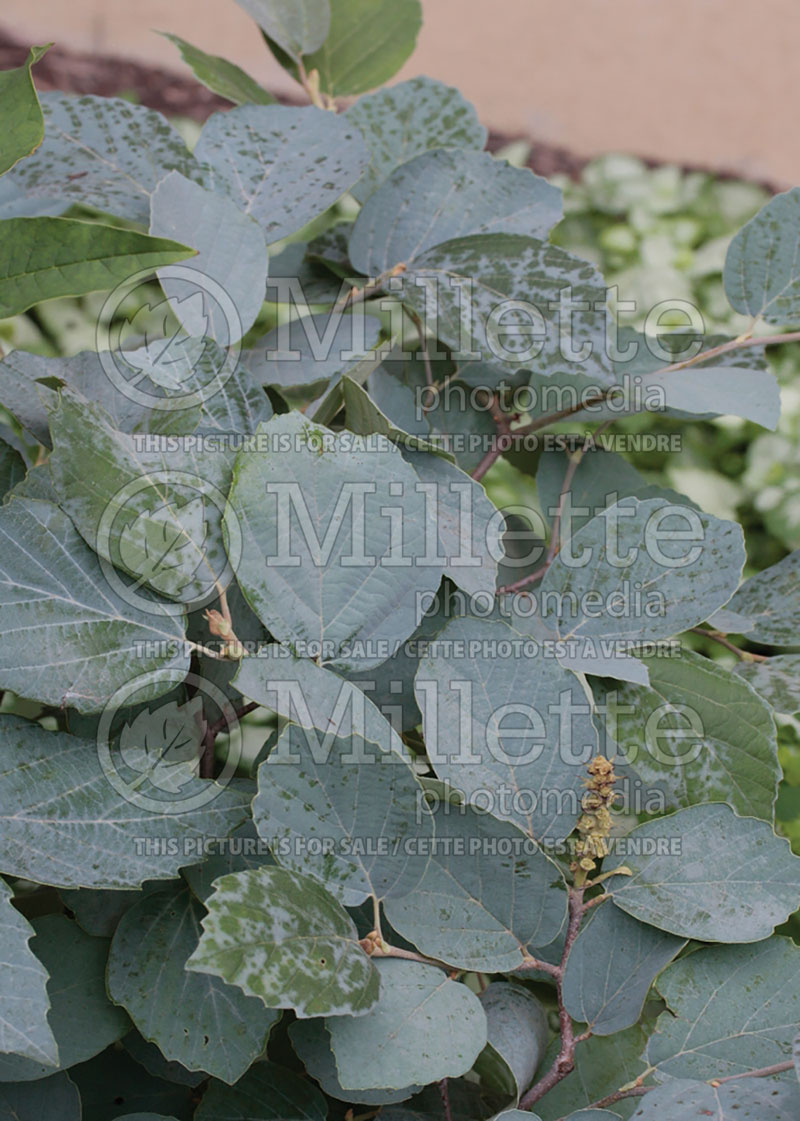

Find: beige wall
<box><xmin>3</xmin><ymin>0</ymin><xmax>799</xmax><ymax>185</ymax></box>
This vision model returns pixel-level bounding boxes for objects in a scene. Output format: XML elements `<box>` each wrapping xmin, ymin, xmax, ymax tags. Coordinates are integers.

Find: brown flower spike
<box><xmin>571</xmin><ymin>755</ymin><xmax>620</xmax><ymax>886</ymax></box>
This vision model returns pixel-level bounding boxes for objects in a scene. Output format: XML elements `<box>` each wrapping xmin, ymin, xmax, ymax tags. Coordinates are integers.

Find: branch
<box><xmin>471</xmin><ymin>396</ymin><xmax>515</xmax><ymax>481</ymax></box>
<box><xmin>439</xmin><ymin>1078</ymin><xmax>453</xmax><ymax>1121</ymax></box>
<box><xmin>497</xmin><ymin>443</ymin><xmax>584</xmax><ymax>595</ymax></box>
<box><xmin>407</xmin><ymin>308</ymin><xmax>435</xmax><ymax>388</ymax></box>
<box><xmin>514</xmin><ymin>956</ymin><xmax>562</xmax><ymax>980</ymax></box>
<box><xmin>562</xmin><ymin>1056</ymin><xmax>796</xmax><ymax>1116</ymax></box>
<box><xmin>566</xmin><ymin>1085</ymin><xmax>651</xmax><ymax>1115</ymax></box>
<box><xmin>689</xmin><ymin>626</ymin><xmax>767</xmax><ymax>662</ymax></box>
<box><xmin>199</xmin><ymin>700</ymin><xmax>258</xmax><ymax>779</ymax></box>
<box><xmin>712</xmin><ymin>1061</ymin><xmax>795</xmax><ymax>1084</ymax></box>
<box><xmin>518</xmin><ymin>885</ymin><xmax>587</xmax><ymax>1109</ymax></box>
<box><xmin>514</xmin><ymin>329</ymin><xmax>800</xmax><ymax>437</ymax></box>
<box><xmin>497</xmin><ymin>562</ymin><xmax>549</xmax><ymax>597</ymax></box>
<box><xmin>360</xmin><ymin>939</ymin><xmax>454</xmax><ymax>973</ymax></box>
<box><xmin>332</xmin><ymin>263</ymin><xmax>407</xmax><ymax>314</ymax></box>
<box><xmin>296</xmin><ymin>57</ymin><xmax>329</xmax><ymax>109</ymax></box>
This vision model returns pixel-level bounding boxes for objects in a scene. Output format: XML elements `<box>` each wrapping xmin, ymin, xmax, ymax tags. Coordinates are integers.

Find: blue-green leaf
<box><xmin>0</xmin><ymin>915</ymin><xmax>129</xmax><ymax>1082</ymax></box>
<box><xmin>150</xmin><ymin>171</ymin><xmax>269</xmax><ymax>343</ymax></box>
<box><xmin>107</xmin><ymin>883</ymin><xmax>279</xmax><ymax>1084</ymax></box>
<box><xmin>724</xmin><ymin>187</ymin><xmax>800</xmax><ymax>323</ymax></box>
<box><xmin>0</xmin><ymin>718</ymin><xmax>249</xmax><ymax>889</ymax></box>
<box><xmin>414</xmin><ymin>615</ymin><xmax>597</xmax><ymax>841</ymax></box>
<box><xmin>349</xmin><ymin>150</ymin><xmax>562</xmax><ymax>274</ymax></box>
<box><xmin>718</xmin><ymin>549</ymin><xmax>799</xmax><ymax>646</ymax></box>
<box><xmin>7</xmin><ymin>93</ymin><xmax>199</xmax><ymax>223</ymax></box>
<box><xmin>326</xmin><ymin>959</ymin><xmax>486</xmax><ymax>1090</ymax></box>
<box><xmin>632</xmin><ymin>1077</ymin><xmax>800</xmax><ymax>1120</ymax></box>
<box><xmin>562</xmin><ymin>903</ymin><xmax>684</xmax><ymax>1036</ymax></box>
<box><xmin>647</xmin><ymin>937</ymin><xmax>800</xmax><ymax>1079</ymax></box>
<box><xmin>253</xmin><ymin>726</ymin><xmax>431</xmax><ymax>904</ymax></box>
<box><xmin>384</xmin><ymin>801</ymin><xmax>567</xmax><ymax>971</ymax></box>
<box><xmin>195</xmin><ymin>1060</ymin><xmax>328</xmax><ymax>1121</ymax></box>
<box><xmin>0</xmin><ymin>1074</ymin><xmax>81</xmax><ymax>1120</ymax></box>
<box><xmin>0</xmin><ymin>499</ymin><xmax>189</xmax><ymax>712</ymax></box>
<box><xmin>234</xmin><ymin>0</ymin><xmax>330</xmax><ymax>60</ymax></box>
<box><xmin>227</xmin><ymin>412</ymin><xmax>444</xmax><ymax>672</ymax></box>
<box><xmin>0</xmin><ymin>878</ymin><xmax>57</xmax><ymax>1067</ymax></box>
<box><xmin>195</xmin><ymin>105</ymin><xmax>368</xmax><ymax>244</ymax></box>
<box><xmin>347</xmin><ymin>78</ymin><xmax>487</xmax><ymax>202</ymax></box>
<box><xmin>607</xmin><ymin>805</ymin><xmax>800</xmax><ymax>942</ymax></box>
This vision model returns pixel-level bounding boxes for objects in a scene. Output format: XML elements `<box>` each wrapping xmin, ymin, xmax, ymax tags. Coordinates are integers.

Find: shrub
<box><xmin>0</xmin><ymin>3</ymin><xmax>799</xmax><ymax>1118</ymax></box>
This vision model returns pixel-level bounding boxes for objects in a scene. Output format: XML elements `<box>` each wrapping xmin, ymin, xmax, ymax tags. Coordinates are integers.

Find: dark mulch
<box><xmin>0</xmin><ymin>25</ymin><xmax>777</xmax><ymax>190</ymax></box>
<box><xmin>0</xmin><ymin>25</ymin><xmax>590</xmax><ymax>180</ymax></box>
<box><xmin>0</xmin><ymin>27</ymin><xmax>233</xmax><ymax>119</ymax></box>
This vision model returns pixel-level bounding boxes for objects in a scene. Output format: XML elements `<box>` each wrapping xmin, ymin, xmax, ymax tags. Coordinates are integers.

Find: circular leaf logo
<box><xmin>95</xmin><ymin>469</ymin><xmax>243</xmax><ymax>616</ymax></box>
<box><xmin>96</xmin><ymin>265</ymin><xmax>242</xmax><ymax>410</ymax></box>
<box><xmin>96</xmin><ymin>669</ymin><xmax>245</xmax><ymax>814</ymax></box>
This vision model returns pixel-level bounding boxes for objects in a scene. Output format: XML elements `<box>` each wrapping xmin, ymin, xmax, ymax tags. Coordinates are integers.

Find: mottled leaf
<box><xmin>632</xmin><ymin>1077</ymin><xmax>800</xmax><ymax>1120</ymax></box>
<box><xmin>0</xmin><ymin>348</ymin><xmax>203</xmax><ymax>446</ymax></box>
<box><xmin>195</xmin><ymin>105</ymin><xmax>368</xmax><ymax>243</ymax></box>
<box><xmin>254</xmin><ymin>726</ymin><xmax>430</xmax><ymax>904</ymax></box>
<box><xmin>0</xmin><ymin>717</ymin><xmax>249</xmax><ymax>888</ymax></box>
<box><xmin>593</xmin><ymin>649</ymin><xmax>779</xmax><ymax>821</ymax></box>
<box><xmin>721</xmin><ymin>549</ymin><xmax>799</xmax><ymax>646</ymax></box>
<box><xmin>48</xmin><ymin>390</ymin><xmax>233</xmax><ymax>606</ymax></box>
<box><xmin>400</xmin><ymin>234</ymin><xmax>611</xmax><ymax>385</ymax></box>
<box><xmin>735</xmin><ymin>655</ymin><xmax>800</xmax><ymax>715</ymax></box>
<box><xmin>0</xmin><ymin>498</ymin><xmax>189</xmax><ymax>712</ymax></box>
<box><xmin>186</xmin><ymin>866</ymin><xmax>379</xmax><ymax>1017</ymax></box>
<box><xmin>347</xmin><ymin>77</ymin><xmax>487</xmax><ymax>202</ymax></box>
<box><xmin>7</xmin><ymin>93</ymin><xmax>199</xmax><ymax>224</ymax></box>
<box><xmin>724</xmin><ymin>187</ymin><xmax>800</xmax><ymax>322</ymax></box>
<box><xmin>540</xmin><ymin>498</ymin><xmax>745</xmax><ymax>645</ymax></box>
